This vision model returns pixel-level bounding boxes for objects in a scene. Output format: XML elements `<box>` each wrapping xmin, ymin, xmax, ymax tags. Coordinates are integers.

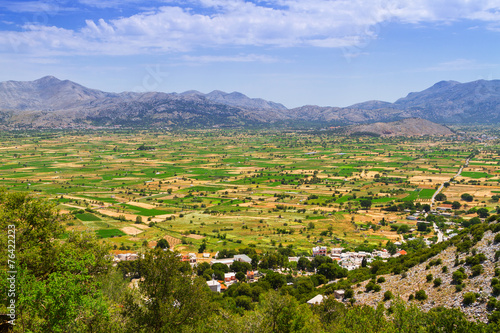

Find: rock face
<box><xmin>351</xmin><ymin>230</ymin><xmax>500</xmax><ymax>323</ymax></box>
<box><xmin>0</xmin><ymin>76</ymin><xmax>499</xmax><ymax>128</ymax></box>
<box><xmin>346</xmin><ymin>118</ymin><xmax>454</xmax><ymax>137</ymax></box>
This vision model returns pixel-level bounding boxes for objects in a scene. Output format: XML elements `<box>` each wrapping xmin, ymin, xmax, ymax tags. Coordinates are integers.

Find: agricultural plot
<box><xmin>0</xmin><ymin>129</ymin><xmax>498</xmax><ymax>254</ymax></box>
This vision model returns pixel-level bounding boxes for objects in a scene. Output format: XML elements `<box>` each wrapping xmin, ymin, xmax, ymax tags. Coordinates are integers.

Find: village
<box><xmin>111</xmin><ymin>200</ymin><xmax>483</xmax><ymax>301</ymax></box>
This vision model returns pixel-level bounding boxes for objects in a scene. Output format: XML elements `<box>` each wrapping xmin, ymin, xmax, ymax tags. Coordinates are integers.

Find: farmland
<box><xmin>1</xmin><ymin>129</ymin><xmax>499</xmax><ymax>254</ymax></box>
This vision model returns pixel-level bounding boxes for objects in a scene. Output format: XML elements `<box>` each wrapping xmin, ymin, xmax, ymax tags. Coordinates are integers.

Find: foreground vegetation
<box><xmin>1</xmin><ymin>190</ymin><xmax>500</xmax><ymax>332</ymax></box>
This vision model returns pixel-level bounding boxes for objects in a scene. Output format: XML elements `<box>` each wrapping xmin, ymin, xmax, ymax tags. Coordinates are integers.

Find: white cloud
<box><xmin>0</xmin><ymin>1</ymin><xmax>74</xmax><ymax>14</ymax></box>
<box><xmin>423</xmin><ymin>58</ymin><xmax>498</xmax><ymax>72</ymax></box>
<box><xmin>1</xmin><ymin>0</ymin><xmax>500</xmax><ymax>57</ymax></box>
<box><xmin>181</xmin><ymin>53</ymin><xmax>279</xmax><ymax>63</ymax></box>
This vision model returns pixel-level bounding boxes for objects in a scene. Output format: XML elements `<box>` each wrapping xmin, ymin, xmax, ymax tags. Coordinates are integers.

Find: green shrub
<box><xmin>426</xmin><ymin>273</ymin><xmax>433</xmax><ymax>282</ymax></box>
<box><xmin>452</xmin><ymin>268</ymin><xmax>467</xmax><ymax>284</ymax></box>
<box><xmin>415</xmin><ymin>290</ymin><xmax>428</xmax><ymax>301</ymax></box>
<box><xmin>433</xmin><ymin>278</ymin><xmax>442</xmax><ymax>287</ymax></box>
<box><xmin>487</xmin><ymin>297</ymin><xmax>497</xmax><ymax>310</ymax></box>
<box><xmin>383</xmin><ymin>290</ymin><xmax>393</xmax><ymax>301</ymax></box>
<box><xmin>463</xmin><ymin>292</ymin><xmax>476</xmax><ymax>305</ymax></box>
<box><xmin>471</xmin><ymin>264</ymin><xmax>483</xmax><ymax>277</ymax></box>
<box><xmin>493</xmin><ymin>284</ymin><xmax>500</xmax><ymax>296</ymax></box>
<box><xmin>495</xmin><ymin>234</ymin><xmax>500</xmax><ymax>243</ymax></box>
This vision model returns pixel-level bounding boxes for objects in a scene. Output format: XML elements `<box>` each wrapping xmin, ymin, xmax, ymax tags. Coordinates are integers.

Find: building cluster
<box><xmin>306</xmin><ymin>245</ymin><xmax>400</xmax><ymax>271</ymax></box>
<box><xmin>113</xmin><ymin>253</ymin><xmax>139</xmax><ymax>262</ymax></box>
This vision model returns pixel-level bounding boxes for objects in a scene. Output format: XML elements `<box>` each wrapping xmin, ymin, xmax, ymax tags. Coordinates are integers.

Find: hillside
<box><xmin>346</xmin><ymin>118</ymin><xmax>454</xmax><ymax>137</ymax></box>
<box><xmin>394</xmin><ymin>80</ymin><xmax>500</xmax><ymax>123</ymax></box>
<box><xmin>0</xmin><ymin>77</ymin><xmax>500</xmax><ymax>128</ymax></box>
<box><xmin>351</xmin><ymin>223</ymin><xmax>500</xmax><ymax>323</ymax></box>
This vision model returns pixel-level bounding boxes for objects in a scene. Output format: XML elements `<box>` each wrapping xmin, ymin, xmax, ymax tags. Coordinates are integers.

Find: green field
<box><xmin>75</xmin><ymin>212</ymin><xmax>102</xmax><ymax>221</ymax></box>
<box><xmin>0</xmin><ymin>129</ymin><xmax>498</xmax><ymax>253</ymax></box>
<box><xmin>96</xmin><ymin>229</ymin><xmax>127</xmax><ymax>238</ymax></box>
<box><xmin>418</xmin><ymin>189</ymin><xmax>436</xmax><ymax>200</ymax></box>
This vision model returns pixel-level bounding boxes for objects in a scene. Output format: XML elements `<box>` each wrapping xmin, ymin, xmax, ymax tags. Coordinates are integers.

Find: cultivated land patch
<box><xmin>0</xmin><ymin>129</ymin><xmax>498</xmax><ymax>254</ymax></box>
<box><xmin>121</xmin><ymin>226</ymin><xmax>144</xmax><ymax>235</ymax></box>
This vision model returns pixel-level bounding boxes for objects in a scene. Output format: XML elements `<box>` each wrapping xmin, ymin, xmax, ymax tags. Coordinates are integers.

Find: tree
<box><xmin>397</xmin><ymin>224</ymin><xmax>410</xmax><ymax>234</ymax></box>
<box><xmin>230</xmin><ymin>260</ymin><xmax>252</xmax><ymax>274</ymax></box>
<box><xmin>452</xmin><ymin>201</ymin><xmax>461</xmax><ymax>210</ymax></box>
<box><xmin>359</xmin><ymin>199</ymin><xmax>372</xmax><ymax>209</ymax></box>
<box><xmin>0</xmin><ymin>191</ymin><xmax>115</xmax><ymax>331</ymax></box>
<box><xmin>123</xmin><ymin>248</ymin><xmax>211</xmax><ymax>332</ymax></box>
<box><xmin>135</xmin><ymin>215</ymin><xmax>143</xmax><ymax>224</ymax></box>
<box><xmin>476</xmin><ymin>208</ymin><xmax>489</xmax><ymax>218</ymax></box>
<box><xmin>235</xmin><ymin>271</ymin><xmax>246</xmax><ymax>282</ymax></box>
<box><xmin>16</xmin><ymin>232</ymin><xmax>115</xmax><ymax>332</ymax></box>
<box><xmin>256</xmin><ymin>290</ymin><xmax>321</xmax><ymax>332</ymax></box>
<box><xmin>461</xmin><ymin>193</ymin><xmax>474</xmax><ymax>202</ymax></box>
<box><xmin>385</xmin><ymin>241</ymin><xmax>398</xmax><ymax>255</ymax></box>
<box><xmin>262</xmin><ymin>271</ymin><xmax>286</xmax><ymax>290</ymax></box>
<box><xmin>0</xmin><ymin>190</ymin><xmax>63</xmax><ymax>275</ymax></box>
<box><xmin>196</xmin><ymin>262</ymin><xmax>211</xmax><ymax>276</ymax></box>
<box><xmin>317</xmin><ymin>262</ymin><xmax>348</xmax><ymax>280</ymax></box>
<box><xmin>156</xmin><ymin>238</ymin><xmax>170</xmax><ymax>249</ymax></box>
<box><xmin>297</xmin><ymin>257</ymin><xmax>312</xmax><ymax>271</ymax></box>
<box><xmin>462</xmin><ymin>216</ymin><xmax>481</xmax><ymax>228</ymax></box>
<box><xmin>435</xmin><ymin>193</ymin><xmax>447</xmax><ymax>201</ymax></box>
<box><xmin>417</xmin><ymin>222</ymin><xmax>428</xmax><ymax>232</ymax></box>
<box><xmin>198</xmin><ymin>239</ymin><xmax>207</xmax><ymax>253</ymax></box>
<box><xmin>370</xmin><ymin>260</ymin><xmax>384</xmax><ymax>275</ymax></box>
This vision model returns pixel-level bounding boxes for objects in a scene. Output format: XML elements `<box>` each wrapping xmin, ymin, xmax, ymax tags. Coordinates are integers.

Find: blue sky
<box><xmin>1</xmin><ymin>0</ymin><xmax>500</xmax><ymax>108</ymax></box>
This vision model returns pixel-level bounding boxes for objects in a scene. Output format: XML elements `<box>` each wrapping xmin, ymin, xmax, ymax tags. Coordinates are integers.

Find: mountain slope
<box><xmin>205</xmin><ymin>90</ymin><xmax>287</xmax><ymax>110</ymax></box>
<box><xmin>346</xmin><ymin>118</ymin><xmax>454</xmax><ymax>137</ymax></box>
<box><xmin>1</xmin><ymin>76</ymin><xmax>500</xmax><ymax>128</ymax></box>
<box><xmin>352</xmin><ymin>227</ymin><xmax>500</xmax><ymax>323</ymax></box>
<box><xmin>0</xmin><ymin>76</ymin><xmax>118</xmax><ymax>111</ymax></box>
<box><xmin>394</xmin><ymin>80</ymin><xmax>500</xmax><ymax>123</ymax></box>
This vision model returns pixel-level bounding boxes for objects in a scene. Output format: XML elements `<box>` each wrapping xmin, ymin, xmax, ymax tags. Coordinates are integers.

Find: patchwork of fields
<box><xmin>1</xmin><ymin>130</ymin><xmax>499</xmax><ymax>254</ymax></box>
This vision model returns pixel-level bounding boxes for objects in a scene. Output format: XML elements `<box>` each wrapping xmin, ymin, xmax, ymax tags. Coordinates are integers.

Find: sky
<box><xmin>0</xmin><ymin>0</ymin><xmax>500</xmax><ymax>108</ymax></box>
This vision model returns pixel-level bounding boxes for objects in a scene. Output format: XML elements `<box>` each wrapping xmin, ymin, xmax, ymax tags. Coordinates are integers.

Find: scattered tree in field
<box><xmin>461</xmin><ymin>193</ymin><xmax>474</xmax><ymax>202</ymax></box>
<box><xmin>435</xmin><ymin>193</ymin><xmax>447</xmax><ymax>201</ymax></box>
<box><xmin>156</xmin><ymin>238</ymin><xmax>170</xmax><ymax>249</ymax></box>
<box><xmin>359</xmin><ymin>199</ymin><xmax>372</xmax><ymax>209</ymax></box>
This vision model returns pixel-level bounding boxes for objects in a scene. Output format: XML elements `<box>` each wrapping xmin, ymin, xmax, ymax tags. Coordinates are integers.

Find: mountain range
<box><xmin>0</xmin><ymin>76</ymin><xmax>499</xmax><ymax>128</ymax></box>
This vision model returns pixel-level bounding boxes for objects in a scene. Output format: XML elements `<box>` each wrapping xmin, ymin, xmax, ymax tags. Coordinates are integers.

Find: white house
<box><xmin>207</xmin><ymin>280</ymin><xmax>221</xmax><ymax>293</ymax></box>
<box><xmin>307</xmin><ymin>294</ymin><xmax>325</xmax><ymax>306</ymax></box>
